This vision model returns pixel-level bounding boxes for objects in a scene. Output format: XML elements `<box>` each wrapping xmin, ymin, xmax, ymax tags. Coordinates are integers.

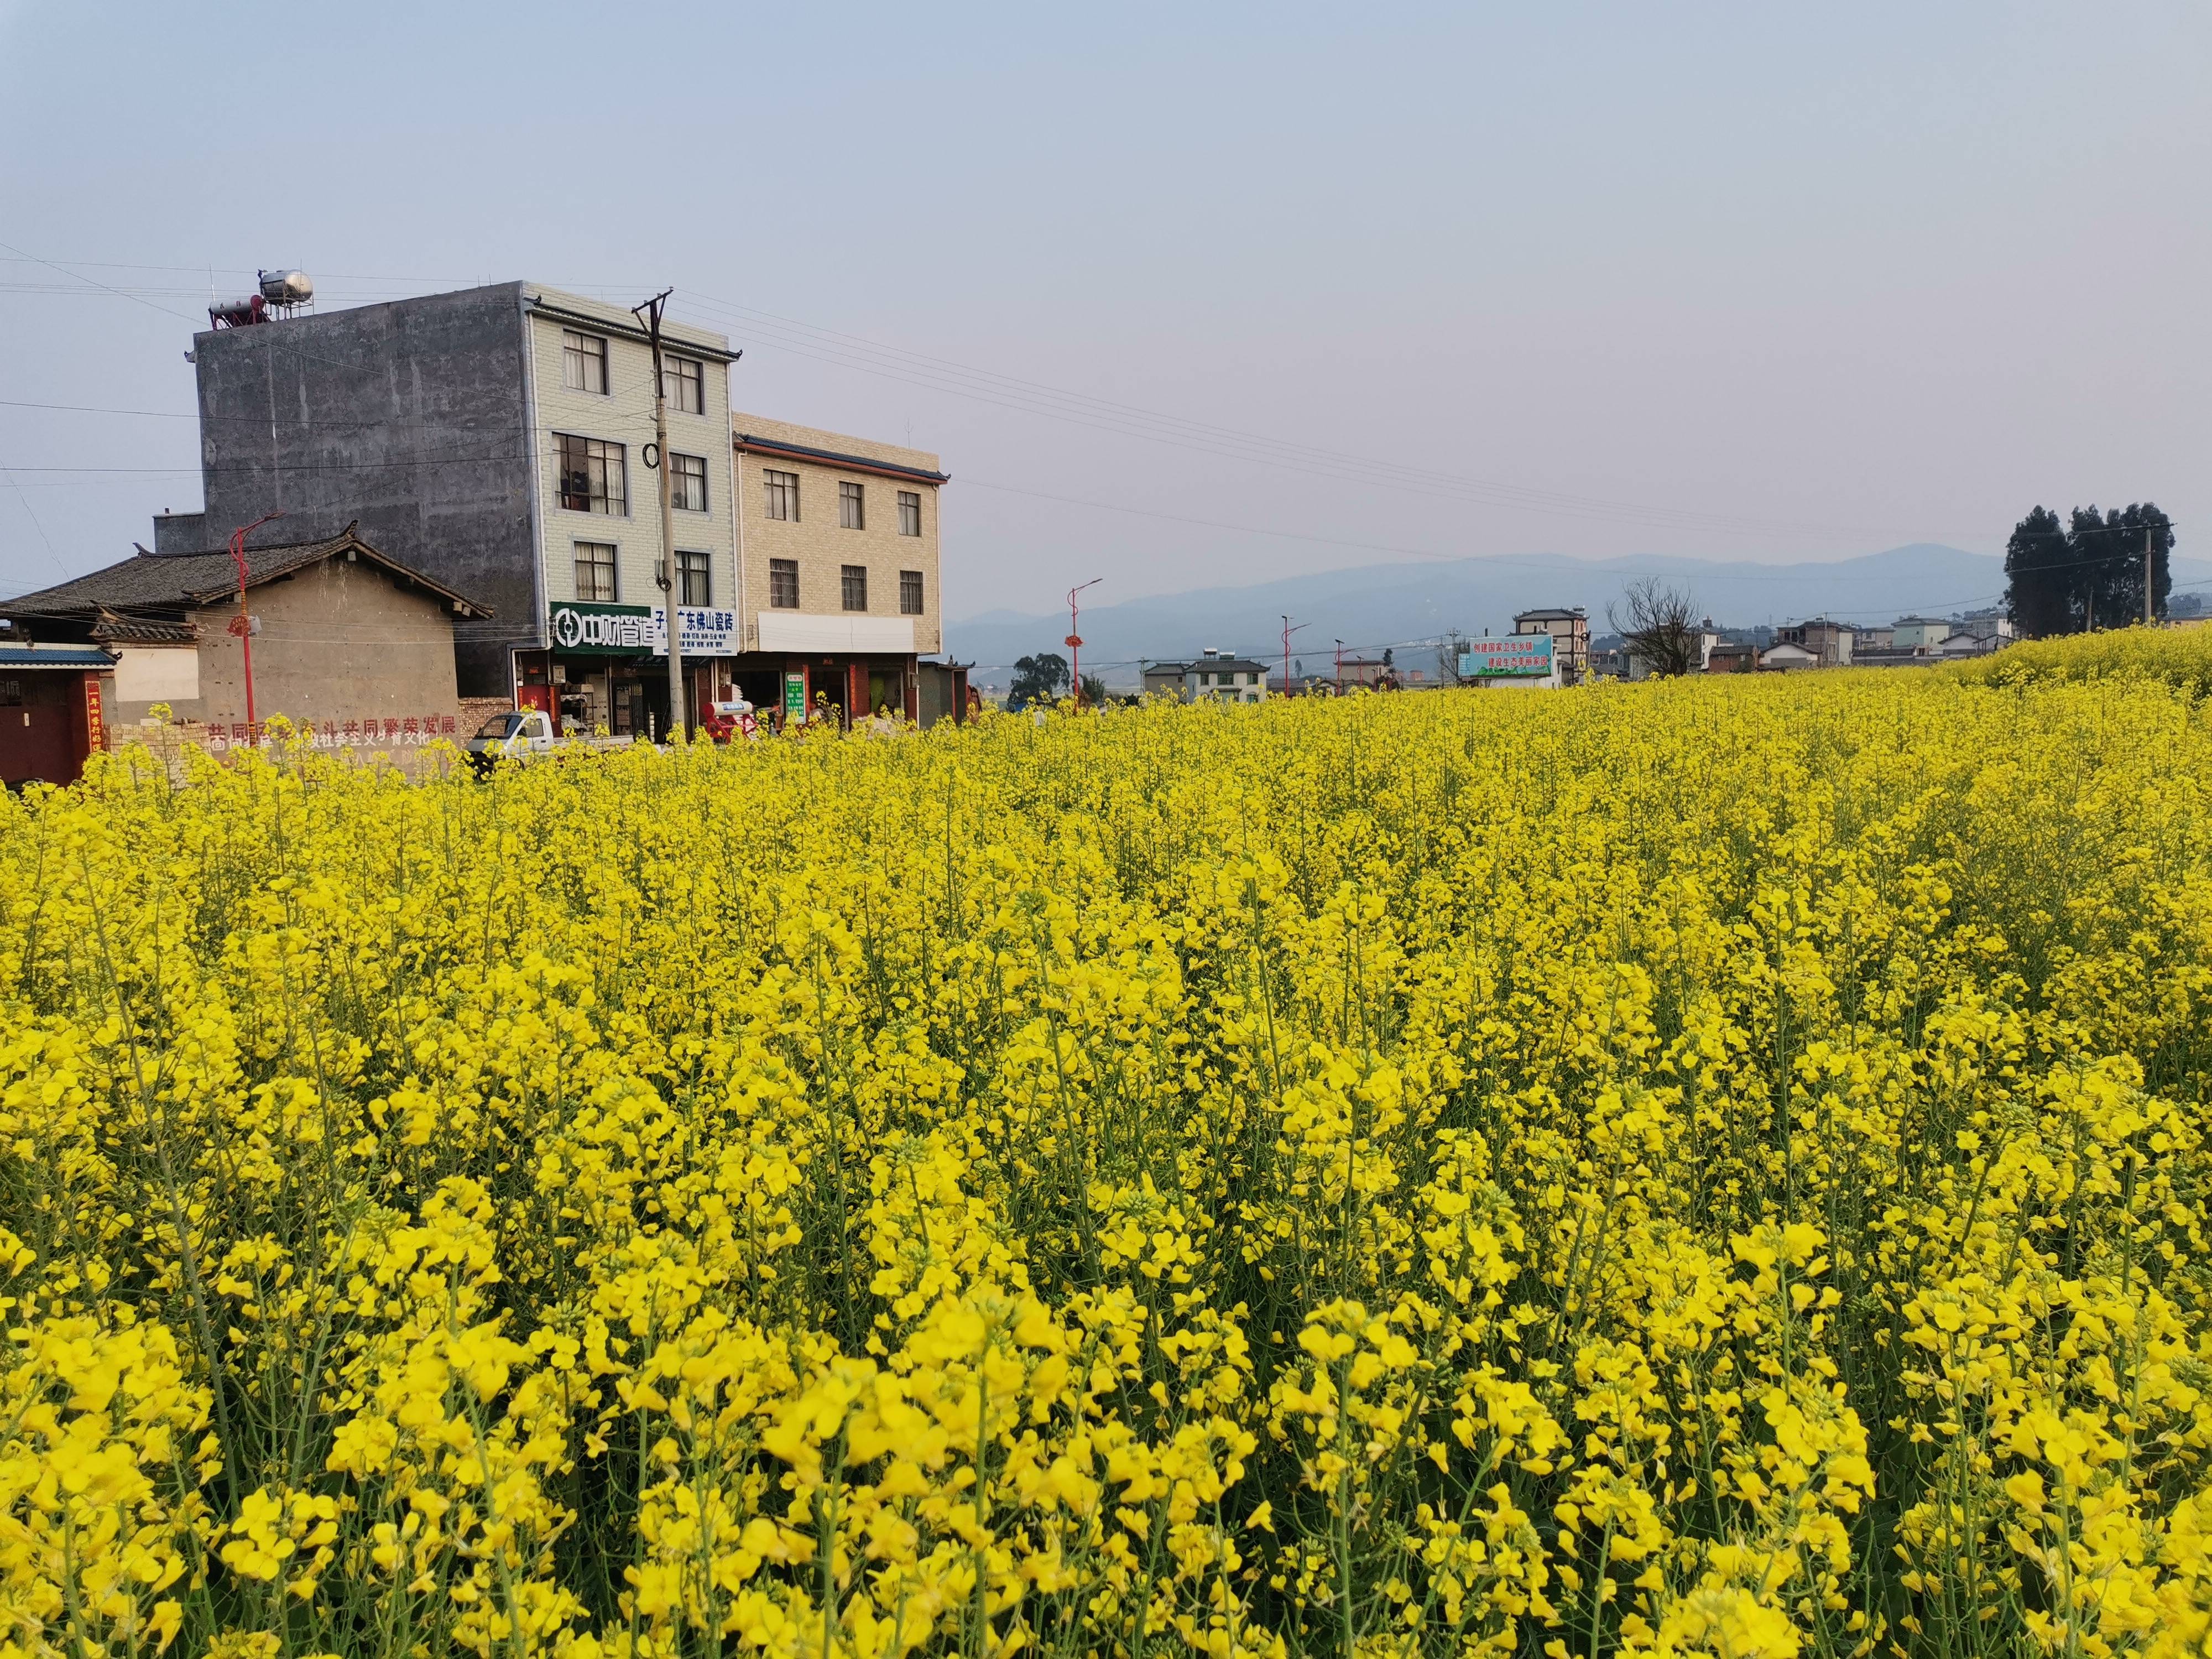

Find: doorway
<box><xmin>866</xmin><ymin>667</ymin><xmax>899</xmax><ymax>718</ymax></box>
<box><xmin>0</xmin><ymin>676</ymin><xmax>85</xmax><ymax>786</ymax></box>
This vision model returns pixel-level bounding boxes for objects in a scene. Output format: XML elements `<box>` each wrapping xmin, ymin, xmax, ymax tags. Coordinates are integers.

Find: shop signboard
<box><xmin>784</xmin><ymin>672</ymin><xmax>806</xmax><ymax>720</ymax></box>
<box><xmin>673</xmin><ymin>606</ymin><xmax>737</xmax><ymax>655</ymax></box>
<box><xmin>549</xmin><ymin>601</ymin><xmax>657</xmax><ymax>656</ymax></box>
<box><xmin>550</xmin><ymin>602</ymin><xmax>739</xmax><ymax>657</ymax></box>
<box><xmin>1459</xmin><ymin>635</ymin><xmax>1554</xmax><ymax>679</ymax></box>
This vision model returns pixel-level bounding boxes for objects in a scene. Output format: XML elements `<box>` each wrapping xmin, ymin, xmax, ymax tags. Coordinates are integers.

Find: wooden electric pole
<box><xmin>634</xmin><ymin>289</ymin><xmax>686</xmax><ymax>740</ymax></box>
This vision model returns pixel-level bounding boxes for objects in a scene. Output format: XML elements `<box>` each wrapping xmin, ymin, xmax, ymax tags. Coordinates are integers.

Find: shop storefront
<box><xmin>721</xmin><ymin>656</ymin><xmax>918</xmax><ymax>729</ymax></box>
<box><xmin>522</xmin><ymin>602</ymin><xmax>739</xmax><ymax>738</ymax></box>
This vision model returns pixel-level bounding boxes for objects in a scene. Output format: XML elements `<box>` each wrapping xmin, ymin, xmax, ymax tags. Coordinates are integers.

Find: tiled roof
<box><xmin>0</xmin><ymin>645</ymin><xmax>116</xmax><ymax>669</ymax></box>
<box><xmin>90</xmin><ymin>614</ymin><xmax>201</xmax><ymax>645</ymax></box>
<box><xmin>4</xmin><ymin>525</ymin><xmax>492</xmax><ymax>620</ymax></box>
<box><xmin>1148</xmin><ymin>659</ymin><xmax>1271</xmax><ymax>676</ymax></box>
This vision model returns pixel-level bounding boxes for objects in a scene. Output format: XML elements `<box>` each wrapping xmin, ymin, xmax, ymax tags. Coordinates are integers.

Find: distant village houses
<box><xmin>1143</xmin><ymin>648</ymin><xmax>1271</xmax><ymax>702</ymax></box>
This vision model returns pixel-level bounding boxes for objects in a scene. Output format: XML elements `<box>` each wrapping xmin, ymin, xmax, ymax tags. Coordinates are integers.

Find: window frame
<box><xmin>899</xmin><ymin>568</ymin><xmax>924</xmax><ymax>616</ymax></box>
<box><xmin>841</xmin><ymin>564</ymin><xmax>868</xmax><ymax>613</ymax></box>
<box><xmin>839</xmin><ymin>480</ymin><xmax>865</xmax><ymax>531</ymax></box>
<box><xmin>670</xmin><ymin>451</ymin><xmax>708</xmax><ymax>512</ymax></box>
<box><xmin>555</xmin><ymin>433</ymin><xmax>628</xmax><ymax>516</ymax></box>
<box><xmin>898</xmin><ymin>490</ymin><xmax>922</xmax><ymax>537</ymax></box>
<box><xmin>768</xmin><ymin>558</ymin><xmax>799</xmax><ymax>609</ymax></box>
<box><xmin>561</xmin><ymin>330</ymin><xmax>609</xmax><ymax>395</ymax></box>
<box><xmin>662</xmin><ymin>354</ymin><xmax>705</xmax><ymax>415</ymax></box>
<box><xmin>573</xmin><ymin>540</ymin><xmax>618</xmax><ymax>603</ymax></box>
<box><xmin>764</xmin><ymin>468</ymin><xmax>800</xmax><ymax>522</ymax></box>
<box><xmin>675</xmin><ymin>549</ymin><xmax>711</xmax><ymax>607</ymax></box>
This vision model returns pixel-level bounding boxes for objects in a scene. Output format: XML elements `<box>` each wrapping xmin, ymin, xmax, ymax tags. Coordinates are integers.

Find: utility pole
<box><xmin>226</xmin><ymin>510</ymin><xmax>283</xmax><ymax>728</ymax></box>
<box><xmin>2146</xmin><ymin>524</ymin><xmax>2156</xmax><ymax>627</ymax></box>
<box><xmin>634</xmin><ymin>290</ymin><xmax>685</xmax><ymax>740</ymax></box>
<box><xmin>1334</xmin><ymin>638</ymin><xmax>1343</xmax><ymax>693</ymax></box>
<box><xmin>1066</xmin><ymin>578</ymin><xmax>1100</xmax><ymax>707</ymax></box>
<box><xmin>1280</xmin><ymin>614</ymin><xmax>1308</xmax><ymax>696</ymax></box>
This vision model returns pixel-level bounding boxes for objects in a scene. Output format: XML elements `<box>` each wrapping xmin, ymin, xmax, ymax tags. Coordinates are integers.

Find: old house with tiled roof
<box><xmin>3</xmin><ymin>524</ymin><xmax>491</xmax><ymax>737</ymax></box>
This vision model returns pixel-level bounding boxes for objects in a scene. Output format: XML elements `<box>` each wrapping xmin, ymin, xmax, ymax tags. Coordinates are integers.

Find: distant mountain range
<box><xmin>947</xmin><ymin>544</ymin><xmax>2212</xmax><ymax>685</ymax></box>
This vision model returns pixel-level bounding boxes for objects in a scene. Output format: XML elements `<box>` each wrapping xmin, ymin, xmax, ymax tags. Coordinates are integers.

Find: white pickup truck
<box><xmin>463</xmin><ymin>708</ymin><xmax>557</xmax><ymax>772</ymax></box>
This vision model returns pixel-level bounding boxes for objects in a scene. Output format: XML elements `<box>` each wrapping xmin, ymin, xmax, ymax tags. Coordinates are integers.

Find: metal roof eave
<box><xmin>735</xmin><ymin>434</ymin><xmax>951</xmax><ymax>486</ymax></box>
<box><xmin>525</xmin><ymin>296</ymin><xmax>740</xmax><ymax>364</ymax></box>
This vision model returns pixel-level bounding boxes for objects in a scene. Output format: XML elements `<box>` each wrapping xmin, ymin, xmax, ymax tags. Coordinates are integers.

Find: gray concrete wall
<box><xmin>152</xmin><ymin>512</ymin><xmax>205</xmax><ymax>554</ymax></box>
<box><xmin>183</xmin><ymin>555</ymin><xmax>462</xmax><ymax>730</ymax></box>
<box><xmin>193</xmin><ymin>284</ymin><xmax>534</xmax><ymax>696</ymax></box>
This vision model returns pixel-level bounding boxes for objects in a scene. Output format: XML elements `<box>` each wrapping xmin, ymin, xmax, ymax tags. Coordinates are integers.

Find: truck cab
<box><xmin>464</xmin><ymin>708</ymin><xmax>556</xmax><ymax>772</ymax></box>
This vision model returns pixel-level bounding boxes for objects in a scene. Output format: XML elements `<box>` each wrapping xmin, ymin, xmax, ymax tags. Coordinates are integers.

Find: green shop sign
<box><xmin>549</xmin><ymin>602</ymin><xmax>657</xmax><ymax>656</ymax></box>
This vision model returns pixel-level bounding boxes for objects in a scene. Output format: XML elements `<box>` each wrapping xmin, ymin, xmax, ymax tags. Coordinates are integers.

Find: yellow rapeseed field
<box><xmin>4</xmin><ymin>639</ymin><xmax>2212</xmax><ymax>1659</ymax></box>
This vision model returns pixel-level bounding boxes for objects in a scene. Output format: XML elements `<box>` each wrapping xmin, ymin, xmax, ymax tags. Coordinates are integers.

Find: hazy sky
<box><xmin>2</xmin><ymin>2</ymin><xmax>2205</xmax><ymax>620</ymax></box>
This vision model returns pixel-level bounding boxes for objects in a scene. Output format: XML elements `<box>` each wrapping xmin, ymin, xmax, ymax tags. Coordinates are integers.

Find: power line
<box><xmin>14</xmin><ymin>253</ymin><xmax>2193</xmax><ymax>614</ymax></box>
<box><xmin>0</xmin><ymin>242</ymin><xmax>200</xmax><ymax>323</ymax></box>
<box><xmin>2</xmin><ymin>249</ymin><xmax>1970</xmax><ymax>545</ymax></box>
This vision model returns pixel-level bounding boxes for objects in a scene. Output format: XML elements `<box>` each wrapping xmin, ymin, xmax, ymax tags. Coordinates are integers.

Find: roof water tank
<box><xmin>209</xmin><ymin>293</ymin><xmax>268</xmax><ymax>328</ymax></box>
<box><xmin>258</xmin><ymin>269</ymin><xmax>314</xmax><ymax>304</ymax></box>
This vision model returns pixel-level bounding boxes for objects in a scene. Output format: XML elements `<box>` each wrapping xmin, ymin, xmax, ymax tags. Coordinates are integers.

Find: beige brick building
<box><xmin>728</xmin><ymin>414</ymin><xmax>948</xmax><ymax>723</ymax></box>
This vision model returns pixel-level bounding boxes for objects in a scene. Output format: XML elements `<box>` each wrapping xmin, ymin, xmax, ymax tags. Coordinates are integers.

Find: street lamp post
<box><xmin>227</xmin><ymin>511</ymin><xmax>284</xmax><ymax>727</ymax></box>
<box><xmin>1281</xmin><ymin>614</ymin><xmax>1308</xmax><ymax>696</ymax></box>
<box><xmin>1066</xmin><ymin>578</ymin><xmax>1101</xmax><ymax>706</ymax></box>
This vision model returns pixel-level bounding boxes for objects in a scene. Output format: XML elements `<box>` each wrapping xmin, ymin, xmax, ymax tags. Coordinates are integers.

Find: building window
<box><xmin>662</xmin><ymin>354</ymin><xmax>703</xmax><ymax>414</ymax></box>
<box><xmin>561</xmin><ymin>331</ymin><xmax>608</xmax><ymax>394</ymax></box>
<box><xmin>574</xmin><ymin>540</ymin><xmax>617</xmax><ymax>602</ymax></box>
<box><xmin>555</xmin><ymin>434</ymin><xmax>627</xmax><ymax>515</ymax></box>
<box><xmin>841</xmin><ymin>564</ymin><xmax>867</xmax><ymax>612</ymax></box>
<box><xmin>899</xmin><ymin>569</ymin><xmax>924</xmax><ymax>615</ymax></box>
<box><xmin>670</xmin><ymin>452</ymin><xmax>708</xmax><ymax>512</ymax></box>
<box><xmin>898</xmin><ymin>491</ymin><xmax>921</xmax><ymax>536</ymax></box>
<box><xmin>676</xmin><ymin>550</ymin><xmax>710</xmax><ymax>607</ymax></box>
<box><xmin>839</xmin><ymin>481</ymin><xmax>865</xmax><ymax>530</ymax></box>
<box><xmin>769</xmin><ymin>558</ymin><xmax>799</xmax><ymax>609</ymax></box>
<box><xmin>764</xmin><ymin>469</ymin><xmax>799</xmax><ymax>521</ymax></box>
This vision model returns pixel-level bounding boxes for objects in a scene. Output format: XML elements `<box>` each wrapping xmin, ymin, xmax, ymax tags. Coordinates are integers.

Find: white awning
<box><xmin>755</xmin><ymin>613</ymin><xmax>916</xmax><ymax>654</ymax></box>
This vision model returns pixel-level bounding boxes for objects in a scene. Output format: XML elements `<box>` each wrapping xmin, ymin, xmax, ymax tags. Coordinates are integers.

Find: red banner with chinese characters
<box><xmin>83</xmin><ymin>677</ymin><xmax>105</xmax><ymax>753</ymax></box>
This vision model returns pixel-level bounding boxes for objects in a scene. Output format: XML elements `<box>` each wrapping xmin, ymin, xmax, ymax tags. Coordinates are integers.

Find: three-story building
<box><xmin>728</xmin><ymin>415</ymin><xmax>948</xmax><ymax>723</ymax></box>
<box><xmin>166</xmin><ymin>281</ymin><xmax>739</xmax><ymax>735</ymax></box>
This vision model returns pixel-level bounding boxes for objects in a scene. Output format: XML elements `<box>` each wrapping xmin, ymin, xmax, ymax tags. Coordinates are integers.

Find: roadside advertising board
<box><xmin>1459</xmin><ymin>635</ymin><xmax>1555</xmax><ymax>679</ymax></box>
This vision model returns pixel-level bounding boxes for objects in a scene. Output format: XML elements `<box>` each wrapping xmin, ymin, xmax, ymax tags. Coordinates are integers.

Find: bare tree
<box><xmin>1608</xmin><ymin>578</ymin><xmax>1703</xmax><ymax>678</ymax></box>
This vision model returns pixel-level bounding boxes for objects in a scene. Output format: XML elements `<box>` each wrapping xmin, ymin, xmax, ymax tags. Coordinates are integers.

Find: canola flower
<box><xmin>1949</xmin><ymin>620</ymin><xmax>2212</xmax><ymax>697</ymax></box>
<box><xmin>2</xmin><ymin>637</ymin><xmax>2211</xmax><ymax>1659</ymax></box>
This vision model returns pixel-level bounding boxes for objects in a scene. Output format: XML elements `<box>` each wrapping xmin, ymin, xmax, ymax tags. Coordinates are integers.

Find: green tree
<box><xmin>2075</xmin><ymin>502</ymin><xmax>2175</xmax><ymax>629</ymax></box>
<box><xmin>1007</xmin><ymin>652</ymin><xmax>1069</xmax><ymax>711</ymax></box>
<box><xmin>2007</xmin><ymin>503</ymin><xmax>2176</xmax><ymax>636</ymax></box>
<box><xmin>2005</xmin><ymin>506</ymin><xmax>2072</xmax><ymax>637</ymax></box>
